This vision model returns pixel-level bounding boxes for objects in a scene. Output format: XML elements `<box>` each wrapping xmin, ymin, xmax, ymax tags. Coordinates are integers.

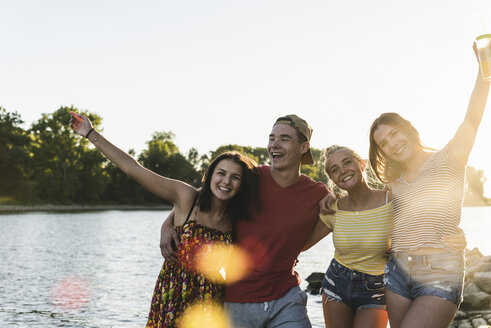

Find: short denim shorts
<box><xmin>321</xmin><ymin>258</ymin><xmax>386</xmax><ymax>311</ymax></box>
<box><xmin>225</xmin><ymin>286</ymin><xmax>311</xmax><ymax>328</ymax></box>
<box><xmin>384</xmin><ymin>251</ymin><xmax>465</xmax><ymax>306</ymax></box>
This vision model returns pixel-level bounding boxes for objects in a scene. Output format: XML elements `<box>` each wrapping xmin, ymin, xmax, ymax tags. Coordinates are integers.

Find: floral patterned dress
<box><xmin>146</xmin><ymin>216</ymin><xmax>232</xmax><ymax>328</ymax></box>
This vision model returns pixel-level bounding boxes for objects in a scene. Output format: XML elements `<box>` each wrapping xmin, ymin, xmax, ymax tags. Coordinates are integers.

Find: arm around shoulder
<box><xmin>302</xmin><ymin>217</ymin><xmax>332</xmax><ymax>251</ymax></box>
<box><xmin>160</xmin><ymin>208</ymin><xmax>181</xmax><ymax>262</ymax></box>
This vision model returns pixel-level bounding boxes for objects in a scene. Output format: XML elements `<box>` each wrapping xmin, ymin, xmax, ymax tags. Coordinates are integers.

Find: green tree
<box><xmin>102</xmin><ymin>149</ymin><xmax>150</xmax><ymax>204</ymax></box>
<box><xmin>0</xmin><ymin>107</ymin><xmax>31</xmax><ymax>200</ymax></box>
<box><xmin>28</xmin><ymin>106</ymin><xmax>107</xmax><ymax>203</ymax></box>
<box><xmin>137</xmin><ymin>131</ymin><xmax>201</xmax><ymax>203</ymax></box>
<box><xmin>248</xmin><ymin>147</ymin><xmax>270</xmax><ymax>165</ymax></box>
<box><xmin>300</xmin><ymin>148</ymin><xmax>329</xmax><ymax>185</ymax></box>
<box><xmin>207</xmin><ymin>145</ymin><xmax>269</xmax><ymax>167</ymax></box>
<box><xmin>186</xmin><ymin>147</ymin><xmax>201</xmax><ymax>169</ymax></box>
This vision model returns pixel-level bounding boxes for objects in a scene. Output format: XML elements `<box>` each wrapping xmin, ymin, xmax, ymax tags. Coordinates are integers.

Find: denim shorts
<box><xmin>224</xmin><ymin>286</ymin><xmax>311</xmax><ymax>328</ymax></box>
<box><xmin>321</xmin><ymin>258</ymin><xmax>386</xmax><ymax>311</ymax></box>
<box><xmin>384</xmin><ymin>251</ymin><xmax>465</xmax><ymax>306</ymax></box>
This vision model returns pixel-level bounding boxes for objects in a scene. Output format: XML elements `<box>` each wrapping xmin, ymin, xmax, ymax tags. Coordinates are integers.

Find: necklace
<box><xmin>347</xmin><ymin>198</ymin><xmax>360</xmax><ymax>215</ymax></box>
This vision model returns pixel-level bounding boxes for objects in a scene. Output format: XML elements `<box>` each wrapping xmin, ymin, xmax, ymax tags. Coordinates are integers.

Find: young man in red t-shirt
<box><xmin>161</xmin><ymin>115</ymin><xmax>328</xmax><ymax>327</ymax></box>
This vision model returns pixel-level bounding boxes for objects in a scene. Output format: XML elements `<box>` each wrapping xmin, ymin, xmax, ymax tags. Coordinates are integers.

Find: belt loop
<box><xmin>264</xmin><ymin>302</ymin><xmax>269</xmax><ymax>311</ymax></box>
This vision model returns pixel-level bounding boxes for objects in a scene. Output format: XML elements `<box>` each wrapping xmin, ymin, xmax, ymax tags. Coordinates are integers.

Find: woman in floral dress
<box><xmin>69</xmin><ymin>112</ymin><xmax>259</xmax><ymax>327</ymax></box>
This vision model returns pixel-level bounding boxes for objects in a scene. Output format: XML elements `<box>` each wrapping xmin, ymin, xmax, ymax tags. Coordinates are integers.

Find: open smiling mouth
<box><xmin>342</xmin><ymin>175</ymin><xmax>353</xmax><ymax>182</ymax></box>
<box><xmin>395</xmin><ymin>144</ymin><xmax>405</xmax><ymax>155</ymax></box>
<box><xmin>272</xmin><ymin>152</ymin><xmax>284</xmax><ymax>160</ymax></box>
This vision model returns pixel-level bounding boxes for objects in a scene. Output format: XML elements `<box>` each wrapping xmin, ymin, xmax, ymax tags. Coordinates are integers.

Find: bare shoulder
<box><xmin>373</xmin><ymin>189</ymin><xmax>392</xmax><ymax>204</ymax></box>
<box><xmin>336</xmin><ymin>196</ymin><xmax>348</xmax><ymax>210</ymax></box>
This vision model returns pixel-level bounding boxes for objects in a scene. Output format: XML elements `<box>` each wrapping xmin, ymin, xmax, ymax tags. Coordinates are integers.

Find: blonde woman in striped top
<box><xmin>369</xmin><ymin>45</ymin><xmax>490</xmax><ymax>328</ymax></box>
<box><xmin>303</xmin><ymin>145</ymin><xmax>392</xmax><ymax>328</ymax></box>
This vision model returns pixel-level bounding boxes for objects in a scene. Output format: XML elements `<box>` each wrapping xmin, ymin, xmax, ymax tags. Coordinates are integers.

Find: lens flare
<box><xmin>195</xmin><ymin>244</ymin><xmax>251</xmax><ymax>283</ymax></box>
<box><xmin>51</xmin><ymin>275</ymin><xmax>91</xmax><ymax>311</ymax></box>
<box><xmin>181</xmin><ymin>302</ymin><xmax>229</xmax><ymax>328</ymax></box>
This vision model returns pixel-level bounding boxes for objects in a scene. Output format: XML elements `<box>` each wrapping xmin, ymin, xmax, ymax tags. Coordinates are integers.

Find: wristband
<box><xmin>85</xmin><ymin>128</ymin><xmax>94</xmax><ymax>139</ymax></box>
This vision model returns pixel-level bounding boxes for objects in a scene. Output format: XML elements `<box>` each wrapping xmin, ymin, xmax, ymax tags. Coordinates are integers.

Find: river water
<box><xmin>1</xmin><ymin>207</ymin><xmax>490</xmax><ymax>327</ymax></box>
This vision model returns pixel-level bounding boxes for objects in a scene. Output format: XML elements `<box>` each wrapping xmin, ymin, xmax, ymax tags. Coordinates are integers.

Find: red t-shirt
<box><xmin>225</xmin><ymin>165</ymin><xmax>329</xmax><ymax>302</ymax></box>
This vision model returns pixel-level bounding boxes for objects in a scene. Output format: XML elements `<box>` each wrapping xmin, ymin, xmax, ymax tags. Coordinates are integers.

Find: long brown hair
<box><xmin>198</xmin><ymin>151</ymin><xmax>260</xmax><ymax>222</ymax></box>
<box><xmin>369</xmin><ymin>112</ymin><xmax>424</xmax><ymax>184</ymax></box>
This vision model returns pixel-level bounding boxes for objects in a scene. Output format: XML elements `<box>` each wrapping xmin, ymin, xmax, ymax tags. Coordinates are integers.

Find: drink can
<box><xmin>476</xmin><ymin>34</ymin><xmax>491</xmax><ymax>81</ymax></box>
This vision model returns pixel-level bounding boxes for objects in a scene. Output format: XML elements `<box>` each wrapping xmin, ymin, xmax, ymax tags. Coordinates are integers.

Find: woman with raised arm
<box><xmin>70</xmin><ymin>112</ymin><xmax>259</xmax><ymax>328</ymax></box>
<box><xmin>368</xmin><ymin>44</ymin><xmax>490</xmax><ymax>328</ymax></box>
<box><xmin>303</xmin><ymin>145</ymin><xmax>392</xmax><ymax>328</ymax></box>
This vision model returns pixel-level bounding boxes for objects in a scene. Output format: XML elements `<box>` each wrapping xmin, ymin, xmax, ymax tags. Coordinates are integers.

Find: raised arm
<box><xmin>449</xmin><ymin>43</ymin><xmax>490</xmax><ymax>166</ymax></box>
<box><xmin>70</xmin><ymin>112</ymin><xmax>193</xmax><ymax>206</ymax></box>
<box><xmin>302</xmin><ymin>217</ymin><xmax>332</xmax><ymax>251</ymax></box>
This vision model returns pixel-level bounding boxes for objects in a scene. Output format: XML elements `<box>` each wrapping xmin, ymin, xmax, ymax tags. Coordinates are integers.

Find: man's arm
<box><xmin>160</xmin><ymin>208</ymin><xmax>180</xmax><ymax>263</ymax></box>
<box><xmin>302</xmin><ymin>217</ymin><xmax>332</xmax><ymax>251</ymax></box>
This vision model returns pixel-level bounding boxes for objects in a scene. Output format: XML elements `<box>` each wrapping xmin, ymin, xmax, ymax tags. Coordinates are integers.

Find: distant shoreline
<box><xmin>0</xmin><ymin>202</ymin><xmax>488</xmax><ymax>213</ymax></box>
<box><xmin>0</xmin><ymin>204</ymin><xmax>173</xmax><ymax>213</ymax></box>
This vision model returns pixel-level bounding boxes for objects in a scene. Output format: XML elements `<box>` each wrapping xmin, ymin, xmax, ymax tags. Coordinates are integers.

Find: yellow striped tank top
<box><xmin>319</xmin><ymin>195</ymin><xmax>393</xmax><ymax>275</ymax></box>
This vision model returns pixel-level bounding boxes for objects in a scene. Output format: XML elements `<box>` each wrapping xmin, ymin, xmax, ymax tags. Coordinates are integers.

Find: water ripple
<box><xmin>1</xmin><ymin>208</ymin><xmax>489</xmax><ymax>327</ymax></box>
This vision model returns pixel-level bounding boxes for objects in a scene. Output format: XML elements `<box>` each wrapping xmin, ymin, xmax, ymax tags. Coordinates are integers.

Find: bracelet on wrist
<box><xmin>85</xmin><ymin>128</ymin><xmax>94</xmax><ymax>139</ymax></box>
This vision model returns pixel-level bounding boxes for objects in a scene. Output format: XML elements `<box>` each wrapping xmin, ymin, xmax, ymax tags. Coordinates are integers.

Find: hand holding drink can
<box><xmin>476</xmin><ymin>34</ymin><xmax>491</xmax><ymax>81</ymax></box>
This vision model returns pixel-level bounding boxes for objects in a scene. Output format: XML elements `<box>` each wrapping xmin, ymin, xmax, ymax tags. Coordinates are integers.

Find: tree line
<box><xmin>0</xmin><ymin>106</ymin><xmax>488</xmax><ymax>206</ymax></box>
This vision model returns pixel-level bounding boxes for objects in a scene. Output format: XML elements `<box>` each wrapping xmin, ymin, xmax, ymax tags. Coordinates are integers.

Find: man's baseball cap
<box><xmin>273</xmin><ymin>114</ymin><xmax>314</xmax><ymax>165</ymax></box>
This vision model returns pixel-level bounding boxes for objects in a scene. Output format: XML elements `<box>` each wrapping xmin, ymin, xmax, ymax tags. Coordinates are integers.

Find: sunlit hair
<box><xmin>198</xmin><ymin>151</ymin><xmax>260</xmax><ymax>224</ymax></box>
<box><xmin>323</xmin><ymin>145</ymin><xmax>362</xmax><ymax>178</ymax></box>
<box><xmin>369</xmin><ymin>112</ymin><xmax>424</xmax><ymax>184</ymax></box>
<box><xmin>322</xmin><ymin>145</ymin><xmax>363</xmax><ymax>192</ymax></box>
<box><xmin>323</xmin><ymin>145</ymin><xmax>385</xmax><ymax>192</ymax></box>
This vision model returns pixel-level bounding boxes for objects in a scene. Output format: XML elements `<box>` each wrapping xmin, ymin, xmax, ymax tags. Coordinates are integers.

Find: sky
<box><xmin>1</xmin><ymin>0</ymin><xmax>491</xmax><ymax>194</ymax></box>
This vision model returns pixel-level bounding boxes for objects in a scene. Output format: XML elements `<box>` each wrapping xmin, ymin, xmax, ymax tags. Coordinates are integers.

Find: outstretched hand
<box><xmin>70</xmin><ymin>111</ymin><xmax>93</xmax><ymax>137</ymax></box>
